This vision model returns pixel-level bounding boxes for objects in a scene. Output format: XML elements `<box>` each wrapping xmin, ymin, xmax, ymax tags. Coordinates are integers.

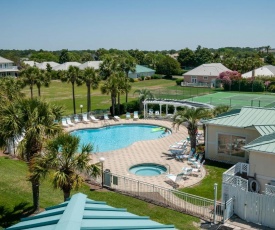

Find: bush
<box><xmin>175</xmin><ymin>78</ymin><xmax>183</xmax><ymax>86</ymax></box>
<box><xmin>129</xmin><ymin>78</ymin><xmax>135</xmax><ymax>83</ymax></box>
<box><xmin>122</xmin><ymin>100</ymin><xmax>139</xmax><ymax>113</ymax></box>
<box><xmin>163</xmin><ymin>75</ymin><xmax>173</xmax><ymax>79</ymax></box>
<box><xmin>268</xmin><ymin>85</ymin><xmax>275</xmax><ymax>92</ymax></box>
<box><xmin>151</xmin><ymin>74</ymin><xmax>163</xmax><ymax>79</ymax></box>
<box><xmin>133</xmin><ymin>78</ymin><xmax>139</xmax><ymax>82</ymax></box>
<box><xmin>144</xmin><ymin>76</ymin><xmax>151</xmax><ymax>80</ymax></box>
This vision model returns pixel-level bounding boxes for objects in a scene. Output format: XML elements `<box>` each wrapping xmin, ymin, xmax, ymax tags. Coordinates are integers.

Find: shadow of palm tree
<box><xmin>0</xmin><ymin>202</ymin><xmax>34</xmax><ymax>228</ymax></box>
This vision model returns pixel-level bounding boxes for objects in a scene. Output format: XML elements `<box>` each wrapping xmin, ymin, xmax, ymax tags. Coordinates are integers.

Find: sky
<box><xmin>1</xmin><ymin>0</ymin><xmax>275</xmax><ymax>51</ymax></box>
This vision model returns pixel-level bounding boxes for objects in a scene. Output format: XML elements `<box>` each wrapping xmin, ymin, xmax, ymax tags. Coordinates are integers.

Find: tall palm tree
<box><xmin>60</xmin><ymin>66</ymin><xmax>83</xmax><ymax>115</ymax></box>
<box><xmin>0</xmin><ymin>98</ymin><xmax>63</xmax><ymax>211</ymax></box>
<box><xmin>32</xmin><ymin>133</ymin><xmax>100</xmax><ymax>201</ymax></box>
<box><xmin>119</xmin><ymin>56</ymin><xmax>135</xmax><ymax>102</ymax></box>
<box><xmin>20</xmin><ymin>66</ymin><xmax>40</xmax><ymax>98</ymax></box>
<box><xmin>81</xmin><ymin>67</ymin><xmax>100</xmax><ymax>113</ymax></box>
<box><xmin>172</xmin><ymin>107</ymin><xmax>212</xmax><ymax>150</ymax></box>
<box><xmin>101</xmin><ymin>72</ymin><xmax>121</xmax><ymax>116</ymax></box>
<box><xmin>133</xmin><ymin>89</ymin><xmax>154</xmax><ymax>112</ymax></box>
<box><xmin>36</xmin><ymin>70</ymin><xmax>51</xmax><ymax>97</ymax></box>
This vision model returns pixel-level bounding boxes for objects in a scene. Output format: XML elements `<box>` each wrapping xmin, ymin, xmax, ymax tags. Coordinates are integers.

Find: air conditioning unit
<box><xmin>248</xmin><ymin>178</ymin><xmax>260</xmax><ymax>193</ymax></box>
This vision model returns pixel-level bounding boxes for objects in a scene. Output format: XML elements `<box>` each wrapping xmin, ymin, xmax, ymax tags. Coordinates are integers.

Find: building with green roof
<box><xmin>6</xmin><ymin>193</ymin><xmax>176</xmax><ymax>230</ymax></box>
<box><xmin>128</xmin><ymin>65</ymin><xmax>155</xmax><ymax>79</ymax></box>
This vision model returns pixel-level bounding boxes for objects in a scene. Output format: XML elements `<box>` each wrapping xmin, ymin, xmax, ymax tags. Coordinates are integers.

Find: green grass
<box><xmin>0</xmin><ymin>157</ymin><xmax>199</xmax><ymax>230</ymax></box>
<box><xmin>180</xmin><ymin>160</ymin><xmax>231</xmax><ymax>200</ymax></box>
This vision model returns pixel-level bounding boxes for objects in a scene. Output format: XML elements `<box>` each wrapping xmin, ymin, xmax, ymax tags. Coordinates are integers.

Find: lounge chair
<box><xmin>90</xmin><ymin>115</ymin><xmax>99</xmax><ymax>123</ymax></box>
<box><xmin>82</xmin><ymin>114</ymin><xmax>90</xmax><ymax>124</ymax></box>
<box><xmin>178</xmin><ymin>148</ymin><xmax>195</xmax><ymax>161</ymax></box>
<box><xmin>188</xmin><ymin>152</ymin><xmax>199</xmax><ymax>163</ymax></box>
<box><xmin>191</xmin><ymin>160</ymin><xmax>205</xmax><ymax>177</ymax></box>
<box><xmin>61</xmin><ymin>118</ymin><xmax>69</xmax><ymax>128</ymax></box>
<box><xmin>66</xmin><ymin>117</ymin><xmax>75</xmax><ymax>127</ymax></box>
<box><xmin>74</xmin><ymin>116</ymin><xmax>81</xmax><ymax>124</ymax></box>
<box><xmin>169</xmin><ymin>140</ymin><xmax>187</xmax><ymax>149</ymax></box>
<box><xmin>148</xmin><ymin>109</ymin><xmax>154</xmax><ymax>118</ymax></box>
<box><xmin>165</xmin><ymin>173</ymin><xmax>183</xmax><ymax>188</ymax></box>
<box><xmin>113</xmin><ymin>115</ymin><xmax>120</xmax><ymax>121</ymax></box>
<box><xmin>104</xmin><ymin>114</ymin><xmax>110</xmax><ymax>120</ymax></box>
<box><xmin>181</xmin><ymin>167</ymin><xmax>193</xmax><ymax>180</ymax></box>
<box><xmin>133</xmin><ymin>111</ymin><xmax>139</xmax><ymax>120</ymax></box>
<box><xmin>155</xmin><ymin>111</ymin><xmax>160</xmax><ymax>118</ymax></box>
<box><xmin>126</xmin><ymin>112</ymin><xmax>131</xmax><ymax>120</ymax></box>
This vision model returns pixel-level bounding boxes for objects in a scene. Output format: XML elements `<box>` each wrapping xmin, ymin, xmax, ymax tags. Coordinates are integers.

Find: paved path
<box><xmin>66</xmin><ymin>118</ymin><xmax>205</xmax><ymax>189</ymax></box>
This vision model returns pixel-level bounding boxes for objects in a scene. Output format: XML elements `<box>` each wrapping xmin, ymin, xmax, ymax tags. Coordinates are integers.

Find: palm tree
<box><xmin>20</xmin><ymin>66</ymin><xmax>40</xmax><ymax>98</ymax></box>
<box><xmin>133</xmin><ymin>89</ymin><xmax>154</xmax><ymax>112</ymax></box>
<box><xmin>81</xmin><ymin>67</ymin><xmax>100</xmax><ymax>113</ymax></box>
<box><xmin>101</xmin><ymin>72</ymin><xmax>121</xmax><ymax>116</ymax></box>
<box><xmin>60</xmin><ymin>66</ymin><xmax>83</xmax><ymax>115</ymax></box>
<box><xmin>32</xmin><ymin>133</ymin><xmax>100</xmax><ymax>201</ymax></box>
<box><xmin>172</xmin><ymin>107</ymin><xmax>212</xmax><ymax>150</ymax></box>
<box><xmin>0</xmin><ymin>98</ymin><xmax>63</xmax><ymax>211</ymax></box>
<box><xmin>36</xmin><ymin>70</ymin><xmax>51</xmax><ymax>97</ymax></box>
<box><xmin>118</xmin><ymin>56</ymin><xmax>135</xmax><ymax>102</ymax></box>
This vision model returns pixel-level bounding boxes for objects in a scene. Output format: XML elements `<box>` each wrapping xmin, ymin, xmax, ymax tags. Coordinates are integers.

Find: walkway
<box><xmin>65</xmin><ymin>118</ymin><xmax>205</xmax><ymax>189</ymax></box>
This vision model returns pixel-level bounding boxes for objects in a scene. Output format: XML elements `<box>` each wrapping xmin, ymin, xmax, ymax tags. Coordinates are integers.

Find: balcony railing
<box><xmin>265</xmin><ymin>184</ymin><xmax>275</xmax><ymax>196</ymax></box>
<box><xmin>0</xmin><ymin>66</ymin><xmax>18</xmax><ymax>70</ymax></box>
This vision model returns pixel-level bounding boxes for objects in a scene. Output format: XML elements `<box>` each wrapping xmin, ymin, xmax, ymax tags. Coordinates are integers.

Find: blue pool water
<box><xmin>71</xmin><ymin>124</ymin><xmax>169</xmax><ymax>152</ymax></box>
<box><xmin>129</xmin><ymin>163</ymin><xmax>167</xmax><ymax>176</ymax></box>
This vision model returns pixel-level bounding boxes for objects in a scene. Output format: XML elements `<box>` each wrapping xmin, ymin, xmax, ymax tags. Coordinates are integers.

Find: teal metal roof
<box><xmin>244</xmin><ymin>132</ymin><xmax>275</xmax><ymax>154</ymax></box>
<box><xmin>7</xmin><ymin>193</ymin><xmax>176</xmax><ymax>230</ymax></box>
<box><xmin>205</xmin><ymin>107</ymin><xmax>275</xmax><ymax>129</ymax></box>
<box><xmin>252</xmin><ymin>125</ymin><xmax>275</xmax><ymax>136</ymax></box>
<box><xmin>130</xmin><ymin>65</ymin><xmax>155</xmax><ymax>74</ymax></box>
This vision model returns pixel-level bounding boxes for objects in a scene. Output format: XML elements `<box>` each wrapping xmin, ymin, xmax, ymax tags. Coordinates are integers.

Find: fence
<box><xmin>97</xmin><ymin>171</ymin><xmax>224</xmax><ymax>223</ymax></box>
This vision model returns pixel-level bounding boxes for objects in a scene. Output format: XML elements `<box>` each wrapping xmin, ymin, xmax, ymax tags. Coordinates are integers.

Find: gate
<box><xmin>223</xmin><ymin>198</ymin><xmax>234</xmax><ymax>223</ymax></box>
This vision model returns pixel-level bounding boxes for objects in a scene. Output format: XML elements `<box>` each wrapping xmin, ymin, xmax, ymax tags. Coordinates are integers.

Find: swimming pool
<box><xmin>71</xmin><ymin>124</ymin><xmax>170</xmax><ymax>152</ymax></box>
<box><xmin>129</xmin><ymin>163</ymin><xmax>167</xmax><ymax>176</ymax></box>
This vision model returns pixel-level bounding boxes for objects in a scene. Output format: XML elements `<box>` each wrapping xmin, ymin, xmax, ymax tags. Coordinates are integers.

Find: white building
<box><xmin>36</xmin><ymin>61</ymin><xmax>60</xmax><ymax>70</ymax></box>
<box><xmin>52</xmin><ymin>62</ymin><xmax>81</xmax><ymax>71</ymax></box>
<box><xmin>23</xmin><ymin>60</ymin><xmax>40</xmax><ymax>67</ymax></box>
<box><xmin>78</xmin><ymin>61</ymin><xmax>102</xmax><ymax>70</ymax></box>
<box><xmin>0</xmin><ymin>56</ymin><xmax>19</xmax><ymax>77</ymax></box>
<box><xmin>242</xmin><ymin>65</ymin><xmax>275</xmax><ymax>78</ymax></box>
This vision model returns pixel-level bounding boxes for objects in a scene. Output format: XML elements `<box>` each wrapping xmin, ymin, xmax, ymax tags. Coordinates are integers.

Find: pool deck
<box><xmin>65</xmin><ymin>118</ymin><xmax>206</xmax><ymax>189</ymax></box>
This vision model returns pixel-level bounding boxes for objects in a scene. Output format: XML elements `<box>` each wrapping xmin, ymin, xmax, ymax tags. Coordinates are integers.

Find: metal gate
<box><xmin>223</xmin><ymin>198</ymin><xmax>234</xmax><ymax>223</ymax></box>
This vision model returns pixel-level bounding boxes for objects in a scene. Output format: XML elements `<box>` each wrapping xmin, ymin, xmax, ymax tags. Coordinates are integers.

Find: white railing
<box><xmin>0</xmin><ymin>66</ymin><xmax>18</xmax><ymax>70</ymax></box>
<box><xmin>223</xmin><ymin>162</ymin><xmax>249</xmax><ymax>176</ymax></box>
<box><xmin>101</xmin><ymin>172</ymin><xmax>224</xmax><ymax>223</ymax></box>
<box><xmin>265</xmin><ymin>184</ymin><xmax>275</xmax><ymax>196</ymax></box>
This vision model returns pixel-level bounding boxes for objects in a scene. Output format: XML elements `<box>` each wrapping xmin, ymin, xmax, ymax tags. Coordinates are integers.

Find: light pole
<box><xmin>99</xmin><ymin>157</ymin><xmax>105</xmax><ymax>188</ymax></box>
<box><xmin>80</xmin><ymin>104</ymin><xmax>83</xmax><ymax>114</ymax></box>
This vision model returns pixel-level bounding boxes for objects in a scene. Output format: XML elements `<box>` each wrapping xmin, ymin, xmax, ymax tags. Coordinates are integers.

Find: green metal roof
<box><xmin>205</xmin><ymin>107</ymin><xmax>275</xmax><ymax>129</ymax></box>
<box><xmin>252</xmin><ymin>125</ymin><xmax>275</xmax><ymax>136</ymax></box>
<box><xmin>130</xmin><ymin>65</ymin><xmax>155</xmax><ymax>74</ymax></box>
<box><xmin>244</xmin><ymin>132</ymin><xmax>275</xmax><ymax>154</ymax></box>
<box><xmin>7</xmin><ymin>193</ymin><xmax>176</xmax><ymax>230</ymax></box>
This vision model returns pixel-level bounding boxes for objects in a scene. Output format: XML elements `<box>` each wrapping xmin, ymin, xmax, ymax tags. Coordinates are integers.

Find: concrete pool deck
<box><xmin>65</xmin><ymin>118</ymin><xmax>206</xmax><ymax>189</ymax></box>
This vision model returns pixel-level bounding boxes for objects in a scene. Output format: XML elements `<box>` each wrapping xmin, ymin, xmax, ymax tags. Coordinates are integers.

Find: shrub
<box><xmin>175</xmin><ymin>78</ymin><xmax>183</xmax><ymax>86</ymax></box>
<box><xmin>151</xmin><ymin>74</ymin><xmax>163</xmax><ymax>79</ymax></box>
<box><xmin>129</xmin><ymin>78</ymin><xmax>135</xmax><ymax>83</ymax></box>
<box><xmin>133</xmin><ymin>78</ymin><xmax>139</xmax><ymax>82</ymax></box>
<box><xmin>268</xmin><ymin>84</ymin><xmax>275</xmax><ymax>92</ymax></box>
<box><xmin>122</xmin><ymin>100</ymin><xmax>139</xmax><ymax>113</ymax></box>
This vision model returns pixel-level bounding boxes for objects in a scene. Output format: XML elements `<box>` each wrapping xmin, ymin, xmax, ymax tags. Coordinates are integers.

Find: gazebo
<box><xmin>143</xmin><ymin>98</ymin><xmax>214</xmax><ymax>118</ymax></box>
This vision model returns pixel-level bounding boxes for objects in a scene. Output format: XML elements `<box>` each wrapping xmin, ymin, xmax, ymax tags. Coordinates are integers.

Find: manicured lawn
<box><xmin>0</xmin><ymin>156</ymin><xmax>199</xmax><ymax>230</ymax></box>
<box><xmin>180</xmin><ymin>160</ymin><xmax>231</xmax><ymax>200</ymax></box>
<box><xmin>21</xmin><ymin>79</ymin><xmax>215</xmax><ymax>115</ymax></box>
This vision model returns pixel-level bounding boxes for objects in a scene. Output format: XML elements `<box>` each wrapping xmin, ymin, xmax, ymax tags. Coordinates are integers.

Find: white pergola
<box><xmin>143</xmin><ymin>98</ymin><xmax>215</xmax><ymax>118</ymax></box>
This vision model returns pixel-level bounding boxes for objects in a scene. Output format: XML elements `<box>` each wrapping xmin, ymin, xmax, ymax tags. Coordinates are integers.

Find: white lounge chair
<box><xmin>82</xmin><ymin>114</ymin><xmax>90</xmax><ymax>124</ymax></box>
<box><xmin>148</xmin><ymin>109</ymin><xmax>154</xmax><ymax>118</ymax></box>
<box><xmin>155</xmin><ymin>111</ymin><xmax>160</xmax><ymax>118</ymax></box>
<box><xmin>104</xmin><ymin>114</ymin><xmax>110</xmax><ymax>120</ymax></box>
<box><xmin>90</xmin><ymin>115</ymin><xmax>99</xmax><ymax>123</ymax></box>
<box><xmin>126</xmin><ymin>112</ymin><xmax>131</xmax><ymax>120</ymax></box>
<box><xmin>66</xmin><ymin>117</ymin><xmax>75</xmax><ymax>127</ymax></box>
<box><xmin>181</xmin><ymin>167</ymin><xmax>193</xmax><ymax>179</ymax></box>
<box><xmin>133</xmin><ymin>111</ymin><xmax>139</xmax><ymax>120</ymax></box>
<box><xmin>113</xmin><ymin>115</ymin><xmax>120</xmax><ymax>121</ymax></box>
<box><xmin>165</xmin><ymin>173</ymin><xmax>184</xmax><ymax>188</ymax></box>
<box><xmin>74</xmin><ymin>116</ymin><xmax>81</xmax><ymax>124</ymax></box>
<box><xmin>61</xmin><ymin>119</ymin><xmax>69</xmax><ymax>128</ymax></box>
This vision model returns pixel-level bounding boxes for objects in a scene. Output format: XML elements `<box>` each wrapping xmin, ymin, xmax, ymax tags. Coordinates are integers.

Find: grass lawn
<box><xmin>0</xmin><ymin>156</ymin><xmax>199</xmax><ymax>230</ymax></box>
<box><xmin>180</xmin><ymin>160</ymin><xmax>231</xmax><ymax>200</ymax></box>
<box><xmin>21</xmin><ymin>79</ymin><xmax>216</xmax><ymax>115</ymax></box>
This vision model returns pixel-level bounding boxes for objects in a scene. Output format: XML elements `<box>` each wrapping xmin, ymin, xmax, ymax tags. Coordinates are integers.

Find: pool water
<box><xmin>129</xmin><ymin>163</ymin><xmax>167</xmax><ymax>176</ymax></box>
<box><xmin>71</xmin><ymin>124</ymin><xmax>169</xmax><ymax>152</ymax></box>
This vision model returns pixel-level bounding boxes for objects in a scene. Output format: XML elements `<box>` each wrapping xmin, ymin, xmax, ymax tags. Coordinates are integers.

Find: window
<box><xmin>191</xmin><ymin>76</ymin><xmax>197</xmax><ymax>83</ymax></box>
<box><xmin>218</xmin><ymin>134</ymin><xmax>246</xmax><ymax>157</ymax></box>
<box><xmin>203</xmin><ymin>76</ymin><xmax>208</xmax><ymax>80</ymax></box>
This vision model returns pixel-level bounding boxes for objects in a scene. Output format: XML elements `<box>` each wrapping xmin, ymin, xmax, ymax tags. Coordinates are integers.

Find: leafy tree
<box><xmin>59</xmin><ymin>49</ymin><xmax>70</xmax><ymax>64</ymax></box>
<box><xmin>156</xmin><ymin>56</ymin><xmax>181</xmax><ymax>77</ymax></box>
<box><xmin>133</xmin><ymin>89</ymin><xmax>154</xmax><ymax>112</ymax></box>
<box><xmin>177</xmin><ymin>48</ymin><xmax>196</xmax><ymax>68</ymax></box>
<box><xmin>60</xmin><ymin>66</ymin><xmax>83</xmax><ymax>114</ymax></box>
<box><xmin>265</xmin><ymin>53</ymin><xmax>275</xmax><ymax>65</ymax></box>
<box><xmin>81</xmin><ymin>67</ymin><xmax>100</xmax><ymax>113</ymax></box>
<box><xmin>36</xmin><ymin>70</ymin><xmax>51</xmax><ymax>97</ymax></box>
<box><xmin>32</xmin><ymin>133</ymin><xmax>100</xmax><ymax>201</ymax></box>
<box><xmin>194</xmin><ymin>46</ymin><xmax>213</xmax><ymax>66</ymax></box>
<box><xmin>0</xmin><ymin>98</ymin><xmax>63</xmax><ymax>211</ymax></box>
<box><xmin>30</xmin><ymin>51</ymin><xmax>59</xmax><ymax>63</ymax></box>
<box><xmin>81</xmin><ymin>52</ymin><xmax>94</xmax><ymax>62</ymax></box>
<box><xmin>19</xmin><ymin>66</ymin><xmax>40</xmax><ymax>98</ymax></box>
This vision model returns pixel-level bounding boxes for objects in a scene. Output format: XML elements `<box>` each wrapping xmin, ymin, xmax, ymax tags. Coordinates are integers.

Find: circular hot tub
<box><xmin>129</xmin><ymin>163</ymin><xmax>167</xmax><ymax>176</ymax></box>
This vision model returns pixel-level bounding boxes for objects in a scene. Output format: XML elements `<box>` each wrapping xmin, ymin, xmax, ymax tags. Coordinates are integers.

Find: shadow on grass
<box><xmin>0</xmin><ymin>202</ymin><xmax>34</xmax><ymax>228</ymax></box>
<box><xmin>205</xmin><ymin>159</ymin><xmax>232</xmax><ymax>170</ymax></box>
